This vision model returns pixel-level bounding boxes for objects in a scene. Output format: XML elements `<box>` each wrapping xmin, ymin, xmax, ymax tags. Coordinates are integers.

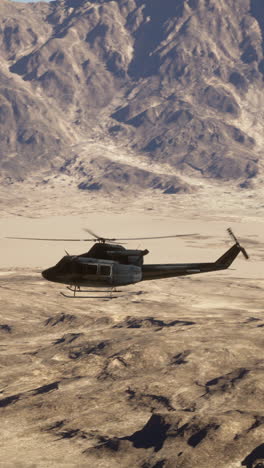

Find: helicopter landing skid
<box><xmin>67</xmin><ymin>286</ymin><xmax>123</xmax><ymax>293</ymax></box>
<box><xmin>60</xmin><ymin>292</ymin><xmax>118</xmax><ymax>299</ymax></box>
<box><xmin>60</xmin><ymin>286</ymin><xmax>139</xmax><ymax>299</ymax></box>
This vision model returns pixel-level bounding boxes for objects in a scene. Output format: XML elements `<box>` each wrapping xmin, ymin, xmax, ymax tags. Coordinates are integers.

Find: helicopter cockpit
<box><xmin>53</xmin><ymin>256</ymin><xmax>112</xmax><ymax>277</ymax></box>
<box><xmin>54</xmin><ymin>256</ymin><xmax>73</xmax><ymax>273</ymax></box>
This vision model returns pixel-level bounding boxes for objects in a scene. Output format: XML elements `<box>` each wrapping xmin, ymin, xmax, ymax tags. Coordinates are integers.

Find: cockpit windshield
<box><xmin>54</xmin><ymin>257</ymin><xmax>70</xmax><ymax>272</ymax></box>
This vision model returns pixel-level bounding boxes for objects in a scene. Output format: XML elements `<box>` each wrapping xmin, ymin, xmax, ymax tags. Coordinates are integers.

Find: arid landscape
<box><xmin>1</xmin><ymin>0</ymin><xmax>264</xmax><ymax>467</ymax></box>
<box><xmin>1</xmin><ymin>191</ymin><xmax>263</xmax><ymax>468</ymax></box>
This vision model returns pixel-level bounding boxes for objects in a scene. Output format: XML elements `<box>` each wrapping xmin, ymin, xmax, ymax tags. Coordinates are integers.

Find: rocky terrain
<box><xmin>0</xmin><ymin>263</ymin><xmax>263</xmax><ymax>468</ymax></box>
<box><xmin>1</xmin><ymin>0</ymin><xmax>264</xmax><ymax>193</ymax></box>
<box><xmin>0</xmin><ymin>199</ymin><xmax>264</xmax><ymax>468</ymax></box>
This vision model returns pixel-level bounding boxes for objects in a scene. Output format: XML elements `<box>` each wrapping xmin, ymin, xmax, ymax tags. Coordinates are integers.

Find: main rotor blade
<box><xmin>6</xmin><ymin>233</ymin><xmax>197</xmax><ymax>242</ymax></box>
<box><xmin>83</xmin><ymin>229</ymin><xmax>125</xmax><ymax>243</ymax></box>
<box><xmin>83</xmin><ymin>228</ymin><xmax>101</xmax><ymax>239</ymax></box>
<box><xmin>108</xmin><ymin>234</ymin><xmax>198</xmax><ymax>241</ymax></box>
<box><xmin>6</xmin><ymin>236</ymin><xmax>95</xmax><ymax>241</ymax></box>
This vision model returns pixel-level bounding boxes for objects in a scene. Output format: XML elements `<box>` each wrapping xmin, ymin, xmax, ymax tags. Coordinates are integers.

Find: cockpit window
<box><xmin>55</xmin><ymin>257</ymin><xmax>69</xmax><ymax>272</ymax></box>
<box><xmin>85</xmin><ymin>264</ymin><xmax>97</xmax><ymax>274</ymax></box>
<box><xmin>75</xmin><ymin>263</ymin><xmax>97</xmax><ymax>275</ymax></box>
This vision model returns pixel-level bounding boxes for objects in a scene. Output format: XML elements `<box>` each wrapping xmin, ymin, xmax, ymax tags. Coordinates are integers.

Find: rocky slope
<box><xmin>1</xmin><ymin>0</ymin><xmax>264</xmax><ymax>192</ymax></box>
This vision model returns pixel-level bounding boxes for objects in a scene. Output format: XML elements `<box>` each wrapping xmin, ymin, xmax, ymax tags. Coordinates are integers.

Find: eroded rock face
<box><xmin>0</xmin><ymin>0</ymin><xmax>263</xmax><ymax>190</ymax></box>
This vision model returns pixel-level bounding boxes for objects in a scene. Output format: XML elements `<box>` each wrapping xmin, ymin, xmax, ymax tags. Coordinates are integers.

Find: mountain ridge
<box><xmin>0</xmin><ymin>0</ymin><xmax>263</xmax><ymax>193</ymax></box>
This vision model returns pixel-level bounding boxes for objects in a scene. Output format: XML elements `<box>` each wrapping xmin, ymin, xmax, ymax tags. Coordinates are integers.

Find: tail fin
<box><xmin>215</xmin><ymin>244</ymin><xmax>241</xmax><ymax>267</ymax></box>
<box><xmin>215</xmin><ymin>229</ymin><xmax>249</xmax><ymax>268</ymax></box>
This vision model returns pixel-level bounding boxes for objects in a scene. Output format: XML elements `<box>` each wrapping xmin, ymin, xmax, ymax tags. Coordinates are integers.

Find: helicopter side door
<box><xmin>74</xmin><ymin>261</ymin><xmax>113</xmax><ymax>283</ymax></box>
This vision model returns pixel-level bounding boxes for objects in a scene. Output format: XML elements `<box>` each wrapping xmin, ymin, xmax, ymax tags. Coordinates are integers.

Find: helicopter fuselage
<box><xmin>42</xmin><ymin>256</ymin><xmax>142</xmax><ymax>287</ymax></box>
<box><xmin>41</xmin><ymin>241</ymin><xmax>245</xmax><ymax>289</ymax></box>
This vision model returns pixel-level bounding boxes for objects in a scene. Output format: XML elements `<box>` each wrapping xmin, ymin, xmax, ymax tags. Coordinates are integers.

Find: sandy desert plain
<box><xmin>0</xmin><ymin>179</ymin><xmax>264</xmax><ymax>468</ymax></box>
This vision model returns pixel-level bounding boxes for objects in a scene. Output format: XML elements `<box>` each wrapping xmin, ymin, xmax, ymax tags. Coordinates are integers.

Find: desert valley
<box><xmin>0</xmin><ymin>0</ymin><xmax>264</xmax><ymax>466</ymax></box>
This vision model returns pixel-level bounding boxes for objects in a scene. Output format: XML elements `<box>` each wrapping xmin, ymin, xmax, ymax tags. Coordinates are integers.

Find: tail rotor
<box><xmin>227</xmin><ymin>228</ymin><xmax>249</xmax><ymax>260</ymax></box>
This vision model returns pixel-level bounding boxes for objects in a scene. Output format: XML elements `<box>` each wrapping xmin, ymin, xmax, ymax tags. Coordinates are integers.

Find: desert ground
<box><xmin>0</xmin><ymin>183</ymin><xmax>263</xmax><ymax>468</ymax></box>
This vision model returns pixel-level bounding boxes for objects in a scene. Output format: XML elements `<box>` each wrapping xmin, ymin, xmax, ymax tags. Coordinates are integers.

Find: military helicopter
<box><xmin>7</xmin><ymin>228</ymin><xmax>248</xmax><ymax>298</ymax></box>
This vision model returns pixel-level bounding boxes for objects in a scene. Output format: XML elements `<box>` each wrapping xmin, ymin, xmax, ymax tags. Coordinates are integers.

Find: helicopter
<box><xmin>7</xmin><ymin>228</ymin><xmax>249</xmax><ymax>298</ymax></box>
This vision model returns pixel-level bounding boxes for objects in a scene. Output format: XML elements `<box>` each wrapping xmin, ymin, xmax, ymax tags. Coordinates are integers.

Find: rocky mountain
<box><xmin>0</xmin><ymin>0</ymin><xmax>264</xmax><ymax>193</ymax></box>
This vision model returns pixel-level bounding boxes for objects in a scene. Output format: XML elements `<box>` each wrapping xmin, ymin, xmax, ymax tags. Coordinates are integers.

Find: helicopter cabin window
<box><xmin>99</xmin><ymin>265</ymin><xmax>111</xmax><ymax>276</ymax></box>
<box><xmin>75</xmin><ymin>263</ymin><xmax>97</xmax><ymax>275</ymax></box>
<box><xmin>86</xmin><ymin>264</ymin><xmax>97</xmax><ymax>274</ymax></box>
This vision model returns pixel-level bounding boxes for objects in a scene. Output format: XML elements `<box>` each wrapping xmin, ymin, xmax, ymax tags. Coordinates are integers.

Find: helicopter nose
<box><xmin>42</xmin><ymin>268</ymin><xmax>53</xmax><ymax>281</ymax></box>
